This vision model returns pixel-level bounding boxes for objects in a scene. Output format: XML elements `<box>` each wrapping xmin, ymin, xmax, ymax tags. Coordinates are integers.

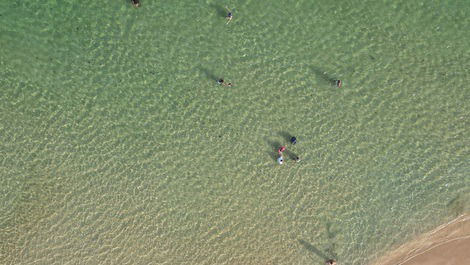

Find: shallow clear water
<box><xmin>1</xmin><ymin>0</ymin><xmax>469</xmax><ymax>264</ymax></box>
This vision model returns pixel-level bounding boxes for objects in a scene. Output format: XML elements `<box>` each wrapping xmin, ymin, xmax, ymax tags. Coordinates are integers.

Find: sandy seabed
<box><xmin>369</xmin><ymin>214</ymin><xmax>470</xmax><ymax>265</ymax></box>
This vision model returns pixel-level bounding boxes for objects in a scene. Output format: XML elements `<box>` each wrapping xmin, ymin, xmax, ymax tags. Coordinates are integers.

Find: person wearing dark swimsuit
<box><xmin>290</xmin><ymin>136</ymin><xmax>297</xmax><ymax>145</ymax></box>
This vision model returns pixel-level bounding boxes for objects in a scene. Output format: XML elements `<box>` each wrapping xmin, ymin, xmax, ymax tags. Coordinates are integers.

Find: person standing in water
<box><xmin>225</xmin><ymin>6</ymin><xmax>233</xmax><ymax>24</ymax></box>
<box><xmin>278</xmin><ymin>146</ymin><xmax>286</xmax><ymax>155</ymax></box>
<box><xmin>335</xmin><ymin>80</ymin><xmax>342</xmax><ymax>88</ymax></box>
<box><xmin>131</xmin><ymin>0</ymin><xmax>141</xmax><ymax>7</ymax></box>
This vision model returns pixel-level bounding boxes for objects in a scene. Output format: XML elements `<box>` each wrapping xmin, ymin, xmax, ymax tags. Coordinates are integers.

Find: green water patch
<box><xmin>0</xmin><ymin>0</ymin><xmax>469</xmax><ymax>264</ymax></box>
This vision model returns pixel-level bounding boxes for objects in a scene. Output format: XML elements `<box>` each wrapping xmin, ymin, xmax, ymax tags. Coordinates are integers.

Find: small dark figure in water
<box><xmin>225</xmin><ymin>6</ymin><xmax>233</xmax><ymax>24</ymax></box>
<box><xmin>294</xmin><ymin>156</ymin><xmax>301</xmax><ymax>162</ymax></box>
<box><xmin>326</xmin><ymin>259</ymin><xmax>337</xmax><ymax>265</ymax></box>
<box><xmin>131</xmin><ymin>0</ymin><xmax>141</xmax><ymax>7</ymax></box>
<box><xmin>335</xmin><ymin>80</ymin><xmax>342</xmax><ymax>88</ymax></box>
<box><xmin>217</xmin><ymin>79</ymin><xmax>232</xmax><ymax>87</ymax></box>
<box><xmin>290</xmin><ymin>136</ymin><xmax>297</xmax><ymax>145</ymax></box>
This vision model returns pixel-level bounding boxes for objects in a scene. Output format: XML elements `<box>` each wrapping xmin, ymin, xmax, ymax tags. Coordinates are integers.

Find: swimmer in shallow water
<box><xmin>290</xmin><ymin>136</ymin><xmax>297</xmax><ymax>145</ymax></box>
<box><xmin>225</xmin><ymin>6</ymin><xmax>233</xmax><ymax>24</ymax></box>
<box><xmin>131</xmin><ymin>0</ymin><xmax>141</xmax><ymax>7</ymax></box>
<box><xmin>335</xmin><ymin>80</ymin><xmax>342</xmax><ymax>88</ymax></box>
<box><xmin>217</xmin><ymin>79</ymin><xmax>232</xmax><ymax>87</ymax></box>
<box><xmin>326</xmin><ymin>259</ymin><xmax>337</xmax><ymax>265</ymax></box>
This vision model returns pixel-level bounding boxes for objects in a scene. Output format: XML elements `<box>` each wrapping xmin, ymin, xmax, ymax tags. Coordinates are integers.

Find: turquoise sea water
<box><xmin>1</xmin><ymin>0</ymin><xmax>469</xmax><ymax>264</ymax></box>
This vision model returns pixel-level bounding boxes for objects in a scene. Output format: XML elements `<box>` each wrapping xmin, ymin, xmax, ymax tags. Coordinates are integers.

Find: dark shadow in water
<box><xmin>311</xmin><ymin>67</ymin><xmax>337</xmax><ymax>86</ymax></box>
<box><xmin>209</xmin><ymin>3</ymin><xmax>227</xmax><ymax>18</ymax></box>
<box><xmin>278</xmin><ymin>131</ymin><xmax>292</xmax><ymax>144</ymax></box>
<box><xmin>198</xmin><ymin>66</ymin><xmax>219</xmax><ymax>82</ymax></box>
<box><xmin>265</xmin><ymin>138</ymin><xmax>281</xmax><ymax>161</ymax></box>
<box><xmin>298</xmin><ymin>239</ymin><xmax>329</xmax><ymax>260</ymax></box>
<box><xmin>266</xmin><ymin>151</ymin><xmax>278</xmax><ymax>162</ymax></box>
<box><xmin>126</xmin><ymin>0</ymin><xmax>139</xmax><ymax>7</ymax></box>
<box><xmin>284</xmin><ymin>149</ymin><xmax>299</xmax><ymax>160</ymax></box>
<box><xmin>325</xmin><ymin>222</ymin><xmax>338</xmax><ymax>258</ymax></box>
<box><xmin>266</xmin><ymin>139</ymin><xmax>281</xmax><ymax>151</ymax></box>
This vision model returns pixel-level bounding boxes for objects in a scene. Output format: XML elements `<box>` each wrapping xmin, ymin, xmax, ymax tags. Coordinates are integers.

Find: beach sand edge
<box><xmin>368</xmin><ymin>213</ymin><xmax>470</xmax><ymax>265</ymax></box>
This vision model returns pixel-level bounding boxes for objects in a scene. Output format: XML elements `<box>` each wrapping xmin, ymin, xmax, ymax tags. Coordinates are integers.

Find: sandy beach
<box><xmin>369</xmin><ymin>214</ymin><xmax>470</xmax><ymax>265</ymax></box>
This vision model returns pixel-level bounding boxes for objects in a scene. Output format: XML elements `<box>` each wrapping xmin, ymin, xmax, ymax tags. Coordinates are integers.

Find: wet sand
<box><xmin>370</xmin><ymin>214</ymin><xmax>470</xmax><ymax>265</ymax></box>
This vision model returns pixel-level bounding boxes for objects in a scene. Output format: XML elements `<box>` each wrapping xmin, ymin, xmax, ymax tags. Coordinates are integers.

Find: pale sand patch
<box><xmin>369</xmin><ymin>214</ymin><xmax>470</xmax><ymax>265</ymax></box>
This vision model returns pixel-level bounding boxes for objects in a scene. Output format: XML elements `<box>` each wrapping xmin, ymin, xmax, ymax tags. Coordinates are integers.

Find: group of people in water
<box><xmin>277</xmin><ymin>136</ymin><xmax>301</xmax><ymax>165</ymax></box>
<box><xmin>130</xmin><ymin>1</ymin><xmax>338</xmax><ymax>263</ymax></box>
